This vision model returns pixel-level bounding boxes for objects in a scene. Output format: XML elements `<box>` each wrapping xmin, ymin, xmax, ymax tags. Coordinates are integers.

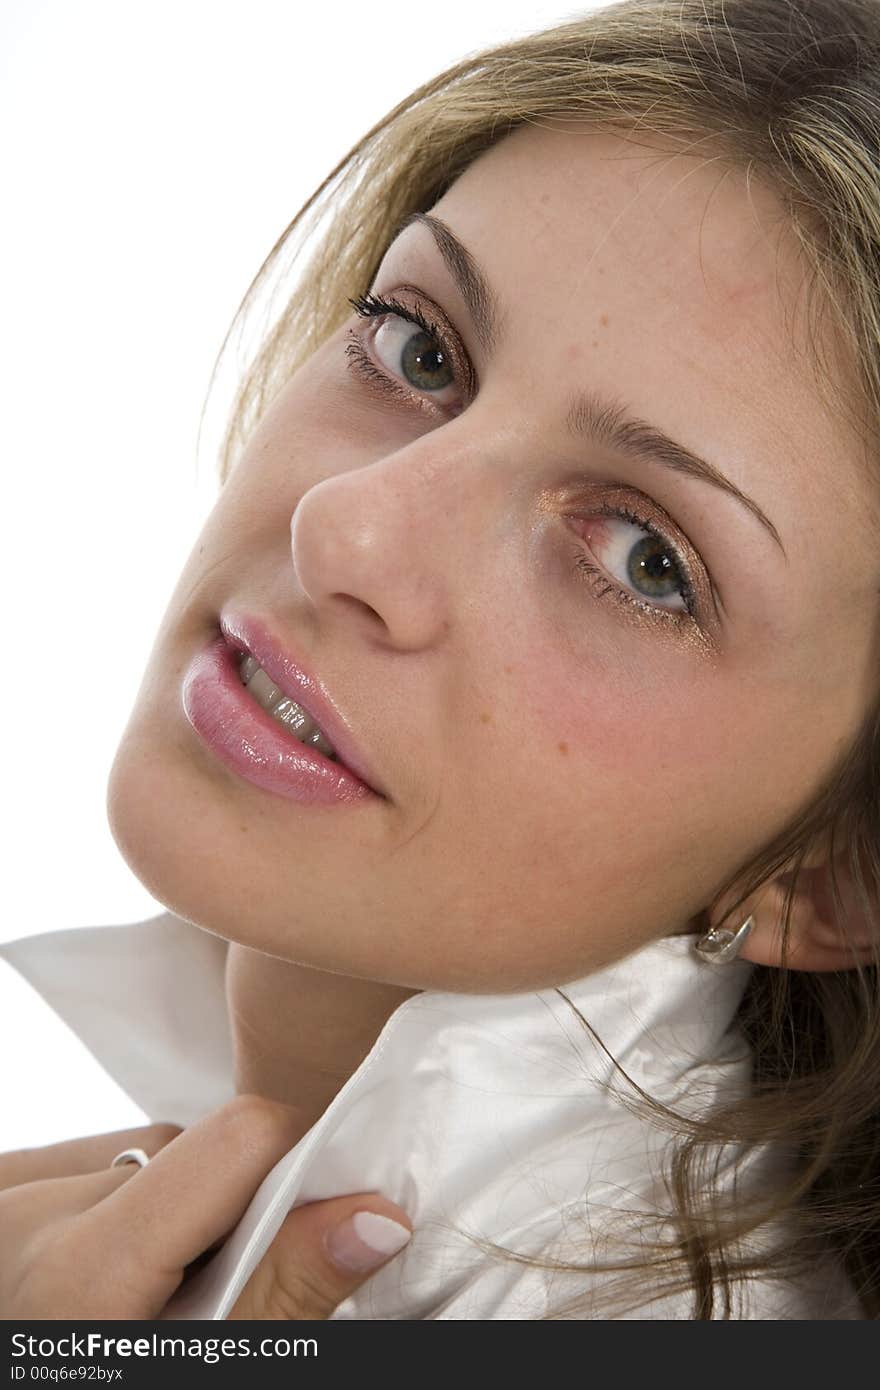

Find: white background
<box><xmin>1</xmin><ymin>0</ymin><xmax>602</xmax><ymax>1147</ymax></box>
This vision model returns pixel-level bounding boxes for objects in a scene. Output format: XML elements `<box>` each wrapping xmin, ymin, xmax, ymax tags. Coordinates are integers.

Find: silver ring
<box><xmin>110</xmin><ymin>1147</ymin><xmax>150</xmax><ymax>1169</ymax></box>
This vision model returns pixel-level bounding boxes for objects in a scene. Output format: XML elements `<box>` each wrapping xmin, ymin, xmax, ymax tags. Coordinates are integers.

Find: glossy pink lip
<box><xmin>218</xmin><ymin>609</ymin><xmax>388</xmax><ymax>799</ymax></box>
<box><xmin>182</xmin><ymin>635</ymin><xmax>381</xmax><ymax>805</ymax></box>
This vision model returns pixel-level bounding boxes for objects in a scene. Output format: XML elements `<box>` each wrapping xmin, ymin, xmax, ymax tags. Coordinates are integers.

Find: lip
<box><xmin>181</xmin><ymin>635</ymin><xmax>382</xmax><ymax>805</ymax></box>
<box><xmin>218</xmin><ymin>609</ymin><xmax>387</xmax><ymax>798</ymax></box>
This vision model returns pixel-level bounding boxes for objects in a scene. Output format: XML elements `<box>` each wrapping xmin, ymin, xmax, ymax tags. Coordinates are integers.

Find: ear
<box><xmin>714</xmin><ymin>840</ymin><xmax>878</xmax><ymax>973</ymax></box>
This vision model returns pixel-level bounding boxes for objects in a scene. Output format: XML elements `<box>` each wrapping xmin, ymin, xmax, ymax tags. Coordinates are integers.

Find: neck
<box><xmin>224</xmin><ymin>942</ymin><xmax>418</xmax><ymax>1132</ymax></box>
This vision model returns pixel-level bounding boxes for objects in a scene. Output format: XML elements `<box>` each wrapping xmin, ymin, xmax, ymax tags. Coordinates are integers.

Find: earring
<box><xmin>694</xmin><ymin>914</ymin><xmax>755</xmax><ymax>965</ymax></box>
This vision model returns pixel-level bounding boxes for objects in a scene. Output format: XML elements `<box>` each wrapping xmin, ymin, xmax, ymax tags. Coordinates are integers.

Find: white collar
<box><xmin>2</xmin><ymin>912</ymin><xmax>826</xmax><ymax>1320</ymax></box>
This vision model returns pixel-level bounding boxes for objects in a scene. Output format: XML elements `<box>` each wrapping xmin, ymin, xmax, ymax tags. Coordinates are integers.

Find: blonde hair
<box><xmin>205</xmin><ymin>0</ymin><xmax>880</xmax><ymax>1316</ymax></box>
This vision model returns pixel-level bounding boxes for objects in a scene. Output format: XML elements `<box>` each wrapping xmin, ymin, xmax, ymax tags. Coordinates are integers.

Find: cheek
<box><xmin>504</xmin><ymin>631</ymin><xmax>833</xmax><ymax>881</ymax></box>
<box><xmin>411</xmin><ymin>642</ymin><xmax>725</xmax><ymax>987</ymax></box>
<box><xmin>494</xmin><ymin>635</ymin><xmax>758</xmax><ymax>876</ymax></box>
<box><xmin>504</xmin><ymin>634</ymin><xmax>714</xmax><ymax>784</ymax></box>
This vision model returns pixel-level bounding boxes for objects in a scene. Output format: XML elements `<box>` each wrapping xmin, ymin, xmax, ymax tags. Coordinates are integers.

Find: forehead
<box><xmin>435</xmin><ymin>124</ymin><xmax>801</xmax><ymax>367</ymax></box>
<box><xmin>409</xmin><ymin>125</ymin><xmax>873</xmax><ymax>546</ymax></box>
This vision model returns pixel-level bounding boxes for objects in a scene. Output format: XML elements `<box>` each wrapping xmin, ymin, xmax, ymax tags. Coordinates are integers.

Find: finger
<box><xmin>0</xmin><ymin>1166</ymin><xmax>143</xmax><ymax>1249</ymax></box>
<box><xmin>228</xmin><ymin>1192</ymin><xmax>413</xmax><ymax>1320</ymax></box>
<box><xmin>79</xmin><ymin>1095</ymin><xmax>309</xmax><ymax>1298</ymax></box>
<box><xmin>0</xmin><ymin>1123</ymin><xmax>182</xmax><ymax>1191</ymax></box>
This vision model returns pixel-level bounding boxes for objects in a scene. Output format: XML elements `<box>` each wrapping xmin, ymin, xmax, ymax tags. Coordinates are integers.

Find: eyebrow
<box><xmin>393</xmin><ymin>211</ymin><xmax>785</xmax><ymax>556</ymax></box>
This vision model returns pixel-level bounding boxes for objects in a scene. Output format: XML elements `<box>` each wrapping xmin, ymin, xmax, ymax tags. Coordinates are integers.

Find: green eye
<box><xmin>626</xmin><ymin>534</ymin><xmax>684</xmax><ymax>601</ymax></box>
<box><xmin>574</xmin><ymin>506</ymin><xmax>697</xmax><ymax>622</ymax></box>
<box><xmin>392</xmin><ymin>325</ymin><xmax>455</xmax><ymax>392</ymax></box>
<box><xmin>346</xmin><ymin>290</ymin><xmax>463</xmax><ymax>409</ymax></box>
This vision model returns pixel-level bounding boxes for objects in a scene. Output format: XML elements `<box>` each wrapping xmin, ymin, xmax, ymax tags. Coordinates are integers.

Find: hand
<box><xmin>0</xmin><ymin>1095</ymin><xmax>413</xmax><ymax>1319</ymax></box>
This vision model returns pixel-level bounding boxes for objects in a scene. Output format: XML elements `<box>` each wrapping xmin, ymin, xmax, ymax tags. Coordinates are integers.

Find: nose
<box><xmin>289</xmin><ymin>441</ymin><xmax>466</xmax><ymax>651</ymax></box>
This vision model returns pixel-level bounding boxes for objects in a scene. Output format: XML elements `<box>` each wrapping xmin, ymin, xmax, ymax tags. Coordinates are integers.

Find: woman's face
<box><xmin>107</xmin><ymin>125</ymin><xmax>878</xmax><ymax>992</ymax></box>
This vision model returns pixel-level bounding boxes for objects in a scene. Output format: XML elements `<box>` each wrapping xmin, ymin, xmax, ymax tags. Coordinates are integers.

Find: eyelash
<box><xmin>345</xmin><ymin>290</ymin><xmax>699</xmax><ymax>625</ymax></box>
<box><xmin>571</xmin><ymin>512</ymin><xmax>697</xmax><ymax>622</ymax></box>
<box><xmin>346</xmin><ymin>291</ymin><xmax>466</xmax><ymax>411</ymax></box>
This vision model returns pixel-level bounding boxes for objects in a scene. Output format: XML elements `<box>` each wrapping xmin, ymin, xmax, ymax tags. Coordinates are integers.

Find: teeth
<box><xmin>247</xmin><ymin>667</ymin><xmax>282</xmax><ymax>707</ymax></box>
<box><xmin>237</xmin><ymin>653</ymin><xmax>338</xmax><ymax>761</ymax></box>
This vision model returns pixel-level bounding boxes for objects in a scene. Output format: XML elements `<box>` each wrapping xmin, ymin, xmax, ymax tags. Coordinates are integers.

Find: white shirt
<box><xmin>0</xmin><ymin>912</ymin><xmax>862</xmax><ymax>1319</ymax></box>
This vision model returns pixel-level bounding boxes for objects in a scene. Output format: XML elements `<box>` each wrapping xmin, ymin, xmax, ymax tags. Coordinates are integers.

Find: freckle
<box><xmin>599</xmin><ymin>313</ymin><xmax>609</xmax><ymax>327</ymax></box>
<box><xmin>503</xmin><ymin>665</ymin><xmax>513</xmax><ymax>674</ymax></box>
<box><xmin>558</xmin><ymin>741</ymin><xmax>569</xmax><ymax>755</ymax></box>
<box><xmin>591</xmin><ymin>340</ymin><xmax>598</xmax><ymax>348</ymax></box>
<box><xmin>479</xmin><ymin>711</ymin><xmax>493</xmax><ymax>725</ymax></box>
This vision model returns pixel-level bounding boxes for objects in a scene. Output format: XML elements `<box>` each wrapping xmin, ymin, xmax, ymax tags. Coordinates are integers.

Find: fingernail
<box><xmin>324</xmin><ymin>1210</ymin><xmax>412</xmax><ymax>1273</ymax></box>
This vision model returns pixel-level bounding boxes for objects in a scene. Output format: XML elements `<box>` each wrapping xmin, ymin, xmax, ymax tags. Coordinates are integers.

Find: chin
<box><xmin>106</xmin><ymin>701</ymin><xmax>609</xmax><ymax>998</ymax></box>
<box><xmin>106</xmin><ymin>724</ymin><xmax>220</xmax><ymax>927</ymax></box>
<box><xmin>105</xmin><ymin>720</ymin><xmax>393</xmax><ymax>976</ymax></box>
